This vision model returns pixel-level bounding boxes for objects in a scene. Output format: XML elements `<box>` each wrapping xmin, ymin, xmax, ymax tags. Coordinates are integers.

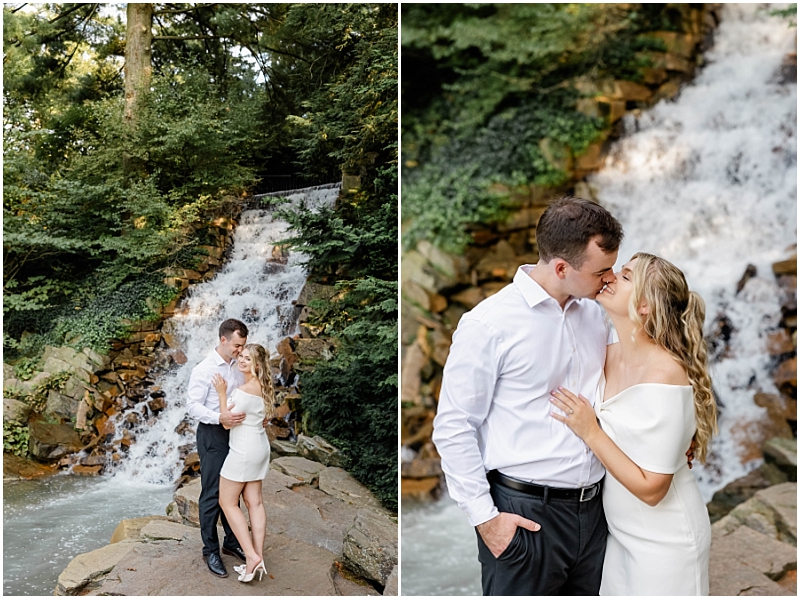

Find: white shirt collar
<box><xmin>514</xmin><ymin>264</ymin><xmax>580</xmax><ymax>311</ymax></box>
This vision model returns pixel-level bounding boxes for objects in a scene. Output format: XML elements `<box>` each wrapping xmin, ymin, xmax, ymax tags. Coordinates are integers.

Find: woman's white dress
<box><xmin>596</xmin><ymin>382</ymin><xmax>711</xmax><ymax>596</ymax></box>
<box><xmin>220</xmin><ymin>388</ymin><xmax>270</xmax><ymax>482</ymax></box>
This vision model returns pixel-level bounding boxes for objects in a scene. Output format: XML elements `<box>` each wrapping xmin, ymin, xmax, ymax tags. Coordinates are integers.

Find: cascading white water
<box><xmin>588</xmin><ymin>3</ymin><xmax>796</xmax><ymax>501</ymax></box>
<box><xmin>110</xmin><ymin>183</ymin><xmax>340</xmax><ymax>484</ymax></box>
<box><xmin>3</xmin><ymin>184</ymin><xmax>341</xmax><ymax>596</ymax></box>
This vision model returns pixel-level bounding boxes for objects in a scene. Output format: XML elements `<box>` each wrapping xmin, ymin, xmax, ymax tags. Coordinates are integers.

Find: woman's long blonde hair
<box><xmin>628</xmin><ymin>252</ymin><xmax>717</xmax><ymax>463</ymax></box>
<box><xmin>244</xmin><ymin>343</ymin><xmax>276</xmax><ymax>419</ymax></box>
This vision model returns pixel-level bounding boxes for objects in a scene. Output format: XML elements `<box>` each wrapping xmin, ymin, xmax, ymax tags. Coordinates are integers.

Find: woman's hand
<box><xmin>211</xmin><ymin>374</ymin><xmax>228</xmax><ymax>396</ymax></box>
<box><xmin>549</xmin><ymin>387</ymin><xmax>601</xmax><ymax>442</ymax></box>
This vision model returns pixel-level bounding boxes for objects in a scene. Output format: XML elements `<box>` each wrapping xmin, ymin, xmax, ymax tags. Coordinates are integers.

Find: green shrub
<box><xmin>3</xmin><ymin>420</ymin><xmax>29</xmax><ymax>457</ymax></box>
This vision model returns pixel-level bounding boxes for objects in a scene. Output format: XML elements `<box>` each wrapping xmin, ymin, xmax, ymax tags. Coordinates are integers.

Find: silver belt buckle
<box><xmin>579</xmin><ymin>484</ymin><xmax>596</xmax><ymax>502</ymax></box>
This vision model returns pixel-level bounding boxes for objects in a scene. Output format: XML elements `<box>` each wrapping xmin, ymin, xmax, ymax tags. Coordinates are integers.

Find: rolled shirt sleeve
<box><xmin>433</xmin><ymin>318</ymin><xmax>502</xmax><ymax>527</ymax></box>
<box><xmin>186</xmin><ymin>367</ymin><xmax>221</xmax><ymax>425</ymax></box>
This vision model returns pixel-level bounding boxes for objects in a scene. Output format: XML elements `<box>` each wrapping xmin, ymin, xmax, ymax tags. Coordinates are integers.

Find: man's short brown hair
<box><xmin>536</xmin><ymin>196</ymin><xmax>623</xmax><ymax>268</ymax></box>
<box><xmin>219</xmin><ymin>318</ymin><xmax>248</xmax><ymax>340</ymax></box>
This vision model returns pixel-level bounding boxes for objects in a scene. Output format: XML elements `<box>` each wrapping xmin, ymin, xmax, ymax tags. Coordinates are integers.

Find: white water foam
<box><xmin>588</xmin><ymin>4</ymin><xmax>796</xmax><ymax>500</ymax></box>
<box><xmin>108</xmin><ymin>185</ymin><xmax>340</xmax><ymax>485</ymax></box>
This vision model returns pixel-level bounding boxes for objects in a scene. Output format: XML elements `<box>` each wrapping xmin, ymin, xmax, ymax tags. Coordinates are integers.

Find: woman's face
<box><xmin>237</xmin><ymin>348</ymin><xmax>252</xmax><ymax>373</ymax></box>
<box><xmin>596</xmin><ymin>257</ymin><xmax>639</xmax><ymax>317</ymax></box>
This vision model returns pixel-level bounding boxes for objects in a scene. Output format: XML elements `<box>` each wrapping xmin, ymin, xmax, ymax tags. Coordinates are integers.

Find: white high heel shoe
<box><xmin>238</xmin><ymin>560</ymin><xmax>267</xmax><ymax>583</ymax></box>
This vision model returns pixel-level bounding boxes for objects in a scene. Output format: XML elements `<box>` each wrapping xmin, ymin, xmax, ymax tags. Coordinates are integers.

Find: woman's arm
<box><xmin>550</xmin><ymin>387</ymin><xmax>673</xmax><ymax>507</ymax></box>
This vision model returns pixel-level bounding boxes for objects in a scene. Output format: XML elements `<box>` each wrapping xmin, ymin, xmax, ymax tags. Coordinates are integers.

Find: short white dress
<box><xmin>596</xmin><ymin>382</ymin><xmax>711</xmax><ymax>596</ymax></box>
<box><xmin>219</xmin><ymin>388</ymin><xmax>270</xmax><ymax>482</ymax></box>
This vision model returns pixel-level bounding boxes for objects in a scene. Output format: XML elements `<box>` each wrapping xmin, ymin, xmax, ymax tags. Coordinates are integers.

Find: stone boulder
<box><xmin>318</xmin><ymin>467</ymin><xmax>383</xmax><ymax>509</ymax></box>
<box><xmin>342</xmin><ymin>509</ymin><xmax>398</xmax><ymax>587</ymax></box>
<box><xmin>270</xmin><ymin>439</ymin><xmax>300</xmax><ymax>457</ymax></box>
<box><xmin>296</xmin><ymin>434</ymin><xmax>344</xmax><ymax>467</ymax></box>
<box><xmin>764</xmin><ymin>437</ymin><xmax>797</xmax><ymax>482</ymax></box>
<box><xmin>110</xmin><ymin>516</ymin><xmax>172</xmax><ymax>543</ymax></box>
<box><xmin>171</xmin><ymin>477</ymin><xmax>202</xmax><ymax>527</ymax></box>
<box><xmin>270</xmin><ymin>456</ymin><xmax>326</xmax><ymax>485</ymax></box>
<box><xmin>294</xmin><ymin>339</ymin><xmax>336</xmax><ymax>369</ymax></box>
<box><xmin>713</xmin><ymin>483</ymin><xmax>797</xmax><ymax>546</ymax></box>
<box><xmin>3</xmin><ymin>396</ymin><xmax>32</xmax><ymax>423</ymax></box>
<box><xmin>56</xmin><ymin>540</ymin><xmax>138</xmax><ymax>595</ymax></box>
<box><xmin>383</xmin><ymin>566</ymin><xmax>398</xmax><ymax>596</ymax></box>
<box><xmin>28</xmin><ymin>419</ymin><xmax>83</xmax><ymax>461</ymax></box>
<box><xmin>709</xmin><ymin>525</ymin><xmax>796</xmax><ymax>596</ymax></box>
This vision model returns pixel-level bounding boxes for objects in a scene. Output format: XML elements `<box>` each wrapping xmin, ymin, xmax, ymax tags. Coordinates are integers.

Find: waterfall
<box><xmin>588</xmin><ymin>4</ymin><xmax>796</xmax><ymax>500</ymax></box>
<box><xmin>108</xmin><ymin>184</ymin><xmax>341</xmax><ymax>485</ymax></box>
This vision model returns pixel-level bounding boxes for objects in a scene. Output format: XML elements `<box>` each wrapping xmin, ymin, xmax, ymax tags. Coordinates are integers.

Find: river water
<box><xmin>401</xmin><ymin>4</ymin><xmax>796</xmax><ymax>595</ymax></box>
<box><xmin>2</xmin><ymin>184</ymin><xmax>340</xmax><ymax>596</ymax></box>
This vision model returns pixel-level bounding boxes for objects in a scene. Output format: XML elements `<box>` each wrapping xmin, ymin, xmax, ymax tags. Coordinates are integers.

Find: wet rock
<box><xmin>28</xmin><ymin>419</ymin><xmax>83</xmax><ymax>461</ymax></box>
<box><xmin>767</xmin><ymin>329</ymin><xmax>795</xmax><ymax>355</ymax></box>
<box><xmin>73</xmin><ymin>465</ymin><xmax>103</xmax><ymax>476</ymax></box>
<box><xmin>270</xmin><ymin>456</ymin><xmax>326</xmax><ymax>485</ymax></box>
<box><xmin>342</xmin><ymin>509</ymin><xmax>398</xmax><ymax>587</ymax></box>
<box><xmin>318</xmin><ymin>467</ymin><xmax>383</xmax><ymax>509</ymax></box>
<box><xmin>3</xmin><ymin>453</ymin><xmax>57</xmax><ymax>481</ymax></box>
<box><xmin>297</xmin><ymin>434</ymin><xmax>344</xmax><ymax>467</ymax></box>
<box><xmin>755</xmin><ymin>392</ymin><xmax>797</xmax><ymax>422</ymax></box>
<box><xmin>773</xmin><ymin>357</ymin><xmax>797</xmax><ymax>395</ymax></box>
<box><xmin>55</xmin><ymin>540</ymin><xmax>138</xmax><ymax>595</ymax></box>
<box><xmin>773</xmin><ymin>255</ymin><xmax>797</xmax><ymax>276</ymax></box>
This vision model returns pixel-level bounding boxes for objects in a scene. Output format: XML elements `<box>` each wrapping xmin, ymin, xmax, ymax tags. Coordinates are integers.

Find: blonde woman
<box><xmin>211</xmin><ymin>343</ymin><xmax>275</xmax><ymax>584</ymax></box>
<box><xmin>550</xmin><ymin>253</ymin><xmax>716</xmax><ymax>596</ymax></box>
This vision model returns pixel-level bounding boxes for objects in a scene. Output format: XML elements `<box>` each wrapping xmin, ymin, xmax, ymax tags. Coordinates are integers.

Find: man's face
<box><xmin>562</xmin><ymin>237</ymin><xmax>618</xmax><ymax>300</ymax></box>
<box><xmin>219</xmin><ymin>331</ymin><xmax>247</xmax><ymax>362</ymax></box>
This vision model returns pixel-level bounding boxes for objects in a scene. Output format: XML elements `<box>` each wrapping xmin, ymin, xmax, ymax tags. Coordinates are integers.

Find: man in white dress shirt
<box><xmin>186</xmin><ymin>318</ymin><xmax>248</xmax><ymax>578</ymax></box>
<box><xmin>433</xmin><ymin>197</ymin><xmax>623</xmax><ymax>595</ymax></box>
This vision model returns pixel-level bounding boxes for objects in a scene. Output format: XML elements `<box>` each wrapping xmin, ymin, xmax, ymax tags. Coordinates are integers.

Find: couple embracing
<box><xmin>186</xmin><ymin>319</ymin><xmax>275</xmax><ymax>583</ymax></box>
<box><xmin>433</xmin><ymin>197</ymin><xmax>717</xmax><ymax>596</ymax></box>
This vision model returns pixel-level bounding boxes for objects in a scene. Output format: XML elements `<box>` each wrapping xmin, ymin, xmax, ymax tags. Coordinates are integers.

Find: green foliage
<box><xmin>3</xmin><ymin>420</ymin><xmax>30</xmax><ymax>457</ymax></box>
<box><xmin>298</xmin><ymin>277</ymin><xmax>398</xmax><ymax>509</ymax></box>
<box><xmin>6</xmin><ymin>276</ymin><xmax>178</xmax><ymax>357</ymax></box>
<box><xmin>13</xmin><ymin>357</ymin><xmax>40</xmax><ymax>382</ymax></box>
<box><xmin>771</xmin><ymin>5</ymin><xmax>797</xmax><ymax>27</ymax></box>
<box><xmin>401</xmin><ymin>3</ymin><xmax>696</xmax><ymax>253</ymax></box>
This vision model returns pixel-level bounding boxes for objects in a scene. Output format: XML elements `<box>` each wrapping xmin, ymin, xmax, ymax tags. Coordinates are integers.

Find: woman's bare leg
<box><xmin>219</xmin><ymin>477</ymin><xmax>260</xmax><ymax>572</ymax></box>
<box><xmin>243</xmin><ymin>480</ymin><xmax>266</xmax><ymax>566</ymax></box>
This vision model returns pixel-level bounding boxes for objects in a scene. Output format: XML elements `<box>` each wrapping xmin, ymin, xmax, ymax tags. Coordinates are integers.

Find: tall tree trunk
<box><xmin>124</xmin><ymin>3</ymin><xmax>154</xmax><ymax>126</ymax></box>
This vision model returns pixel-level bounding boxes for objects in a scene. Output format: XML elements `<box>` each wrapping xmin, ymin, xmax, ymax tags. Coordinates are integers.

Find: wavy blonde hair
<box><xmin>628</xmin><ymin>252</ymin><xmax>717</xmax><ymax>463</ymax></box>
<box><xmin>244</xmin><ymin>343</ymin><xmax>276</xmax><ymax>419</ymax></box>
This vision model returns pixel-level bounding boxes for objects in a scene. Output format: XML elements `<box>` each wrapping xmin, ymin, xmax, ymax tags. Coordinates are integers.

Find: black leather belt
<box><xmin>489</xmin><ymin>470</ymin><xmax>601</xmax><ymax>502</ymax></box>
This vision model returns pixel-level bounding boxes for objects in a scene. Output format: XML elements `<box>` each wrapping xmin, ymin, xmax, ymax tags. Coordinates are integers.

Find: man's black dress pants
<box><xmin>476</xmin><ymin>478</ymin><xmax>607</xmax><ymax>596</ymax></box>
<box><xmin>196</xmin><ymin>422</ymin><xmax>239</xmax><ymax>556</ymax></box>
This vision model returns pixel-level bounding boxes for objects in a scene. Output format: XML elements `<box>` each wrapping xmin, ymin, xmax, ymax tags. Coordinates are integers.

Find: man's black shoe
<box><xmin>222</xmin><ymin>545</ymin><xmax>246</xmax><ymax>562</ymax></box>
<box><xmin>204</xmin><ymin>553</ymin><xmax>228</xmax><ymax>578</ymax></box>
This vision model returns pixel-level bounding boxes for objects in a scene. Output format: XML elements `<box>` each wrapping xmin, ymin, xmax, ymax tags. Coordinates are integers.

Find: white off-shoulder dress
<box><xmin>596</xmin><ymin>382</ymin><xmax>711</xmax><ymax>596</ymax></box>
<box><xmin>220</xmin><ymin>388</ymin><xmax>270</xmax><ymax>482</ymax></box>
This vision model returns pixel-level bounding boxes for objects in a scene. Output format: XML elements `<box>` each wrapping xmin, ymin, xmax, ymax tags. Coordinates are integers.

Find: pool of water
<box><xmin>3</xmin><ymin>474</ymin><xmax>174</xmax><ymax>596</ymax></box>
<box><xmin>401</xmin><ymin>497</ymin><xmax>481</xmax><ymax>596</ymax></box>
